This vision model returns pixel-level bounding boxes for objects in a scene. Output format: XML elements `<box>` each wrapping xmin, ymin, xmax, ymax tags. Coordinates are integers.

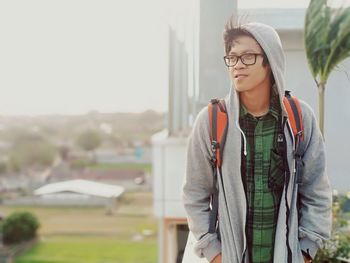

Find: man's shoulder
<box><xmin>296</xmin><ymin>99</ymin><xmax>320</xmax><ymax>143</ymax></box>
<box><xmin>297</xmin><ymin>99</ymin><xmax>316</xmax><ymax>121</ymax></box>
<box><xmin>193</xmin><ymin>105</ymin><xmax>210</xmax><ymax>129</ymax></box>
<box><xmin>188</xmin><ymin>106</ymin><xmax>211</xmax><ymax>143</ymax></box>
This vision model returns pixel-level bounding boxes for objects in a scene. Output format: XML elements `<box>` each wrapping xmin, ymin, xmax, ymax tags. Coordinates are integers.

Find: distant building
<box><xmin>49</xmin><ymin>164</ymin><xmax>149</xmax><ymax>191</ymax></box>
<box><xmin>33</xmin><ymin>179</ymin><xmax>124</xmax><ymax>208</ymax></box>
<box><xmin>2</xmin><ymin>179</ymin><xmax>123</xmax><ymax>208</ymax></box>
<box><xmin>95</xmin><ymin>146</ymin><xmax>151</xmax><ymax>164</ymax></box>
<box><xmin>0</xmin><ymin>172</ymin><xmax>40</xmax><ymax>192</ymax></box>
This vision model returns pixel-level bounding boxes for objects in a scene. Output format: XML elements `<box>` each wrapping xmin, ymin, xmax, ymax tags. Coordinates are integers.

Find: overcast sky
<box><xmin>0</xmin><ymin>0</ymin><xmax>167</xmax><ymax>115</ymax></box>
<box><xmin>0</xmin><ymin>0</ymin><xmax>348</xmax><ymax>116</ymax></box>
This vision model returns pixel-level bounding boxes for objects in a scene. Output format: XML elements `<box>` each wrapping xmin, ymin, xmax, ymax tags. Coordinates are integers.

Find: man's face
<box><xmin>227</xmin><ymin>35</ymin><xmax>272</xmax><ymax>93</ymax></box>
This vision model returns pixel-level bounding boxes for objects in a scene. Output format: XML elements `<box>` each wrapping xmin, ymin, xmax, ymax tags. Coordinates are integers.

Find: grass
<box><xmin>15</xmin><ymin>236</ymin><xmax>157</xmax><ymax>263</ymax></box>
<box><xmin>0</xmin><ymin>191</ymin><xmax>158</xmax><ymax>263</ymax></box>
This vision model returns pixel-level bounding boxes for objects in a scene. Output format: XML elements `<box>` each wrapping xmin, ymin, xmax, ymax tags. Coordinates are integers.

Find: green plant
<box><xmin>314</xmin><ymin>197</ymin><xmax>350</xmax><ymax>262</ymax></box>
<box><xmin>2</xmin><ymin>211</ymin><xmax>40</xmax><ymax>245</ymax></box>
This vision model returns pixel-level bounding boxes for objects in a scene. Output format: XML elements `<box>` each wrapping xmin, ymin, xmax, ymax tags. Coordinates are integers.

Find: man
<box><xmin>182</xmin><ymin>19</ymin><xmax>332</xmax><ymax>263</ymax></box>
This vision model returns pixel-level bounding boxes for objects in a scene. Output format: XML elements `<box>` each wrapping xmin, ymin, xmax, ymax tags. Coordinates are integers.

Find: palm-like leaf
<box><xmin>305</xmin><ymin>0</ymin><xmax>331</xmax><ymax>82</ymax></box>
<box><xmin>323</xmin><ymin>7</ymin><xmax>350</xmax><ymax>79</ymax></box>
<box><xmin>305</xmin><ymin>0</ymin><xmax>350</xmax><ymax>84</ymax></box>
<box><xmin>304</xmin><ymin>0</ymin><xmax>350</xmax><ymax>135</ymax></box>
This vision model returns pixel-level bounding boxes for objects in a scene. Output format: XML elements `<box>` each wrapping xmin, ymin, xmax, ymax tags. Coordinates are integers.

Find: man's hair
<box><xmin>223</xmin><ymin>16</ymin><xmax>269</xmax><ymax>67</ymax></box>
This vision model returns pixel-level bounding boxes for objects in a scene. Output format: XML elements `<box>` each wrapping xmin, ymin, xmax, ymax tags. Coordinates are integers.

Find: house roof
<box><xmin>34</xmin><ymin>179</ymin><xmax>124</xmax><ymax>198</ymax></box>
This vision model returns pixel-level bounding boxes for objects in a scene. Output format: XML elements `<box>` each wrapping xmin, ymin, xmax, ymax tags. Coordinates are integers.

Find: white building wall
<box><xmin>152</xmin><ymin>131</ymin><xmax>187</xmax><ymax>219</ymax></box>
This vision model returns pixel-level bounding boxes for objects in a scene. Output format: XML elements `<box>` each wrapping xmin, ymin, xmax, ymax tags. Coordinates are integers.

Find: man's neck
<box><xmin>239</xmin><ymin>83</ymin><xmax>272</xmax><ymax>117</ymax></box>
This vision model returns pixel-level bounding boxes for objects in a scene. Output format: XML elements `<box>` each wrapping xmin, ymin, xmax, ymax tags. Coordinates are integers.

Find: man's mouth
<box><xmin>234</xmin><ymin>74</ymin><xmax>248</xmax><ymax>79</ymax></box>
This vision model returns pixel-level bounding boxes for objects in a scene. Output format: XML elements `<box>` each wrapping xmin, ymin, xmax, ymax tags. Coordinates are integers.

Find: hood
<box><xmin>236</xmin><ymin>22</ymin><xmax>288</xmax><ymax>117</ymax></box>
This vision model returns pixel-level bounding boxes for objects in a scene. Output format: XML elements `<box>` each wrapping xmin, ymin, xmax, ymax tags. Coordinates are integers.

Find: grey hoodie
<box><xmin>182</xmin><ymin>22</ymin><xmax>332</xmax><ymax>263</ymax></box>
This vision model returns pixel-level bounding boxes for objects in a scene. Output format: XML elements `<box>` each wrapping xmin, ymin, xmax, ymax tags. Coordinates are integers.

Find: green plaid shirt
<box><xmin>239</xmin><ymin>87</ymin><xmax>285</xmax><ymax>263</ymax></box>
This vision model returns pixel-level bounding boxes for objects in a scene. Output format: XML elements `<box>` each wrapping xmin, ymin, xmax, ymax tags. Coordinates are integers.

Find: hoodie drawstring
<box><xmin>236</xmin><ymin>119</ymin><xmax>247</xmax><ymax>156</ymax></box>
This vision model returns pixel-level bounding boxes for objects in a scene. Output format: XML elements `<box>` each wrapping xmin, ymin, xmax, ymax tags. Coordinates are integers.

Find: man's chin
<box><xmin>233</xmin><ymin>85</ymin><xmax>246</xmax><ymax>92</ymax></box>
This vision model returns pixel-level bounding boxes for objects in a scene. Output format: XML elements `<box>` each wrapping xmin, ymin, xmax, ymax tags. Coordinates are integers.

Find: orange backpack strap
<box><xmin>283</xmin><ymin>91</ymin><xmax>305</xmax><ymax>189</ymax></box>
<box><xmin>207</xmin><ymin>98</ymin><xmax>228</xmax><ymax>235</ymax></box>
<box><xmin>283</xmin><ymin>91</ymin><xmax>304</xmax><ymax>146</ymax></box>
<box><xmin>208</xmin><ymin>99</ymin><xmax>228</xmax><ymax>169</ymax></box>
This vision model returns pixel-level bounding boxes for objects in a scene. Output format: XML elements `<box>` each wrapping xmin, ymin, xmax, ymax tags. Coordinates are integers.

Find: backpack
<box><xmin>207</xmin><ymin>90</ymin><xmax>304</xmax><ymax>235</ymax></box>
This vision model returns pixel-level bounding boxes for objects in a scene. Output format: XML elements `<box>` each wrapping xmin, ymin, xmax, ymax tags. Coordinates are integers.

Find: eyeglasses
<box><xmin>223</xmin><ymin>53</ymin><xmax>264</xmax><ymax>67</ymax></box>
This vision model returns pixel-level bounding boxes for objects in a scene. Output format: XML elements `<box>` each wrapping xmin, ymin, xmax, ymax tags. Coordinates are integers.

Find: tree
<box><xmin>76</xmin><ymin>130</ymin><xmax>101</xmax><ymax>162</ymax></box>
<box><xmin>2</xmin><ymin>211</ymin><xmax>40</xmax><ymax>245</ymax></box>
<box><xmin>9</xmin><ymin>134</ymin><xmax>56</xmax><ymax>171</ymax></box>
<box><xmin>304</xmin><ymin>0</ymin><xmax>350</xmax><ymax>135</ymax></box>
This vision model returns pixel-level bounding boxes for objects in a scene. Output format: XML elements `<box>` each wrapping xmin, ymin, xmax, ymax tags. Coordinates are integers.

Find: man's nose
<box><xmin>234</xmin><ymin>58</ymin><xmax>246</xmax><ymax>69</ymax></box>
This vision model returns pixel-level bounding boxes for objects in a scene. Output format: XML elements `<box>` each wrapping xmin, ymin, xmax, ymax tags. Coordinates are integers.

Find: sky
<box><xmin>0</xmin><ymin>0</ymin><xmax>167</xmax><ymax>115</ymax></box>
<box><xmin>0</xmin><ymin>0</ymin><xmax>349</xmax><ymax>116</ymax></box>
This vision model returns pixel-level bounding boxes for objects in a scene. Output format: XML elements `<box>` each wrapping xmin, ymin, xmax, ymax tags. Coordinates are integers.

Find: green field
<box><xmin>0</xmin><ymin>191</ymin><xmax>158</xmax><ymax>263</ymax></box>
<box><xmin>15</xmin><ymin>237</ymin><xmax>157</xmax><ymax>263</ymax></box>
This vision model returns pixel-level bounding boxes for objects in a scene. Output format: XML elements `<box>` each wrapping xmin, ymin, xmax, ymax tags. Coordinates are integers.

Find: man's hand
<box><xmin>211</xmin><ymin>253</ymin><xmax>222</xmax><ymax>263</ymax></box>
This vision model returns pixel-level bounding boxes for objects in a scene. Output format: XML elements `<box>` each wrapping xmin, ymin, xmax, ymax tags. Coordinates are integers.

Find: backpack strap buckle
<box><xmin>210</xmin><ymin>98</ymin><xmax>219</xmax><ymax>104</ymax></box>
<box><xmin>210</xmin><ymin>141</ymin><xmax>219</xmax><ymax>168</ymax></box>
<box><xmin>211</xmin><ymin>140</ymin><xmax>219</xmax><ymax>152</ymax></box>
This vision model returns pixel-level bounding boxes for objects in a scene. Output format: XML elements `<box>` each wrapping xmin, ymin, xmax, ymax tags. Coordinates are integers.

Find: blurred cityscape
<box><xmin>0</xmin><ymin>110</ymin><xmax>165</xmax><ymax>197</ymax></box>
<box><xmin>0</xmin><ymin>110</ymin><xmax>165</xmax><ymax>262</ymax></box>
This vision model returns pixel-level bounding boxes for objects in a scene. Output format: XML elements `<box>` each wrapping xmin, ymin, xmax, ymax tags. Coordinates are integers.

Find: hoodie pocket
<box><xmin>268</xmin><ymin>149</ymin><xmax>285</xmax><ymax>191</ymax></box>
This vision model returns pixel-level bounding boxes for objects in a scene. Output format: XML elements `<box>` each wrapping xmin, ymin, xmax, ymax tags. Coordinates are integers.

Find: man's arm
<box><xmin>298</xmin><ymin>102</ymin><xmax>332</xmax><ymax>259</ymax></box>
<box><xmin>182</xmin><ymin>107</ymin><xmax>221</xmax><ymax>262</ymax></box>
